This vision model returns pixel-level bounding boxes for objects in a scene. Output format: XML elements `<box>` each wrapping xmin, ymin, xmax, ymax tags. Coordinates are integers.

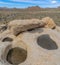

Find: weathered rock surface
<box><xmin>56</xmin><ymin>26</ymin><xmax>60</xmax><ymax>32</ymax></box>
<box><xmin>0</xmin><ymin>42</ymin><xmax>12</xmax><ymax>65</ymax></box>
<box><xmin>0</xmin><ymin>28</ymin><xmax>60</xmax><ymax>65</ymax></box>
<box><xmin>0</xmin><ymin>17</ymin><xmax>60</xmax><ymax>65</ymax></box>
<box><xmin>8</xmin><ymin>19</ymin><xmax>45</xmax><ymax>36</ymax></box>
<box><xmin>8</xmin><ymin>18</ymin><xmax>56</xmax><ymax>36</ymax></box>
<box><xmin>15</xmin><ymin>28</ymin><xmax>60</xmax><ymax>65</ymax></box>
<box><xmin>0</xmin><ymin>24</ymin><xmax>7</xmax><ymax>33</ymax></box>
<box><xmin>41</xmin><ymin>17</ymin><xmax>56</xmax><ymax>29</ymax></box>
<box><xmin>0</xmin><ymin>30</ymin><xmax>16</xmax><ymax>42</ymax></box>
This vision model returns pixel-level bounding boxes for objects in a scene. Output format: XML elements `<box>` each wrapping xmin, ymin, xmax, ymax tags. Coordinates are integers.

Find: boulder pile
<box><xmin>0</xmin><ymin>17</ymin><xmax>60</xmax><ymax>65</ymax></box>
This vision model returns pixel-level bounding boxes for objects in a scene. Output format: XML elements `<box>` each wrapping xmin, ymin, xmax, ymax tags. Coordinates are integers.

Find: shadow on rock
<box><xmin>37</xmin><ymin>34</ymin><xmax>58</xmax><ymax>50</ymax></box>
<box><xmin>27</xmin><ymin>28</ymin><xmax>43</xmax><ymax>33</ymax></box>
<box><xmin>6</xmin><ymin>47</ymin><xmax>27</xmax><ymax>65</ymax></box>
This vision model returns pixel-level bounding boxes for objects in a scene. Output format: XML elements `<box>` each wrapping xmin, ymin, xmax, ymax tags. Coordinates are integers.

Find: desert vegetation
<box><xmin>0</xmin><ymin>6</ymin><xmax>60</xmax><ymax>26</ymax></box>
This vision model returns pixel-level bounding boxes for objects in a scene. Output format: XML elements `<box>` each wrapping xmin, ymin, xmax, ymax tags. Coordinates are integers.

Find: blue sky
<box><xmin>0</xmin><ymin>0</ymin><xmax>60</xmax><ymax>8</ymax></box>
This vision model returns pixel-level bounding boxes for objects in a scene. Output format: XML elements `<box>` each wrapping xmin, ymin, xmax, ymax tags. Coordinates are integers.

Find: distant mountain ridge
<box><xmin>0</xmin><ymin>6</ymin><xmax>60</xmax><ymax>11</ymax></box>
<box><xmin>0</xmin><ymin>6</ymin><xmax>60</xmax><ymax>26</ymax></box>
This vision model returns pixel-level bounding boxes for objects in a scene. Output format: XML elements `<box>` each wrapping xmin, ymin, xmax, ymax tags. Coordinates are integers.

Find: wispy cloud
<box><xmin>0</xmin><ymin>1</ymin><xmax>14</xmax><ymax>4</ymax></box>
<box><xmin>0</xmin><ymin>1</ymin><xmax>8</xmax><ymax>4</ymax></box>
<box><xmin>51</xmin><ymin>0</ymin><xmax>57</xmax><ymax>4</ymax></box>
<box><xmin>10</xmin><ymin>0</ymin><xmax>59</xmax><ymax>5</ymax></box>
<box><xmin>0</xmin><ymin>0</ymin><xmax>60</xmax><ymax>8</ymax></box>
<box><xmin>11</xmin><ymin>0</ymin><xmax>38</xmax><ymax>2</ymax></box>
<box><xmin>10</xmin><ymin>0</ymin><xmax>48</xmax><ymax>4</ymax></box>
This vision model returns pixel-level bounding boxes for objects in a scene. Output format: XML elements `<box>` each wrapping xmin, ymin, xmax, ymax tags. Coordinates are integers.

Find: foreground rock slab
<box><xmin>0</xmin><ymin>17</ymin><xmax>59</xmax><ymax>65</ymax></box>
<box><xmin>0</xmin><ymin>28</ymin><xmax>60</xmax><ymax>65</ymax></box>
<box><xmin>17</xmin><ymin>28</ymin><xmax>60</xmax><ymax>65</ymax></box>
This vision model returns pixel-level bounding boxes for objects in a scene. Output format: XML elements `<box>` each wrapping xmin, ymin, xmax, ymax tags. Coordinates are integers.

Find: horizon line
<box><xmin>0</xmin><ymin>6</ymin><xmax>60</xmax><ymax>9</ymax></box>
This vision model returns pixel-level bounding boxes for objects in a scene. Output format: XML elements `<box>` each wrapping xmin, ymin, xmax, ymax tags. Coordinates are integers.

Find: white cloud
<box><xmin>0</xmin><ymin>2</ymin><xmax>7</xmax><ymax>4</ymax></box>
<box><xmin>10</xmin><ymin>0</ymin><xmax>47</xmax><ymax>4</ymax></box>
<box><xmin>12</xmin><ymin>0</ymin><xmax>34</xmax><ymax>2</ymax></box>
<box><xmin>51</xmin><ymin>0</ymin><xmax>57</xmax><ymax>4</ymax></box>
<box><xmin>0</xmin><ymin>1</ymin><xmax>13</xmax><ymax>4</ymax></box>
<box><xmin>11</xmin><ymin>0</ymin><xmax>34</xmax><ymax>2</ymax></box>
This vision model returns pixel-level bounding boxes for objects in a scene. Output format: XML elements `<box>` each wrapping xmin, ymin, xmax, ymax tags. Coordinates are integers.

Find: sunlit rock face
<box><xmin>41</xmin><ymin>17</ymin><xmax>56</xmax><ymax>29</ymax></box>
<box><xmin>17</xmin><ymin>28</ymin><xmax>60</xmax><ymax>65</ymax></box>
<box><xmin>0</xmin><ymin>18</ymin><xmax>60</xmax><ymax>65</ymax></box>
<box><xmin>8</xmin><ymin>19</ymin><xmax>45</xmax><ymax>36</ymax></box>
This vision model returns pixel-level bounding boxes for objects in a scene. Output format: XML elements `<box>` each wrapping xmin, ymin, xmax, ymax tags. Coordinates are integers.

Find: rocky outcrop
<box><xmin>41</xmin><ymin>17</ymin><xmax>56</xmax><ymax>29</ymax></box>
<box><xmin>0</xmin><ymin>28</ymin><xmax>60</xmax><ymax>65</ymax></box>
<box><xmin>0</xmin><ymin>24</ymin><xmax>7</xmax><ymax>33</ymax></box>
<box><xmin>8</xmin><ymin>17</ymin><xmax>56</xmax><ymax>36</ymax></box>
<box><xmin>8</xmin><ymin>19</ymin><xmax>45</xmax><ymax>36</ymax></box>
<box><xmin>0</xmin><ymin>17</ymin><xmax>60</xmax><ymax>65</ymax></box>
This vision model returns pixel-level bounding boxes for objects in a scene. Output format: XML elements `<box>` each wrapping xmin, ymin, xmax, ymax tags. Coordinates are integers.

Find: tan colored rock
<box><xmin>41</xmin><ymin>17</ymin><xmax>56</xmax><ymax>29</ymax></box>
<box><xmin>8</xmin><ymin>17</ymin><xmax>56</xmax><ymax>36</ymax></box>
<box><xmin>0</xmin><ymin>30</ymin><xmax>16</xmax><ymax>42</ymax></box>
<box><xmin>56</xmin><ymin>26</ymin><xmax>60</xmax><ymax>32</ymax></box>
<box><xmin>8</xmin><ymin>19</ymin><xmax>45</xmax><ymax>36</ymax></box>
<box><xmin>0</xmin><ymin>24</ymin><xmax>7</xmax><ymax>33</ymax></box>
<box><xmin>0</xmin><ymin>28</ymin><xmax>60</xmax><ymax>65</ymax></box>
<box><xmin>0</xmin><ymin>18</ymin><xmax>60</xmax><ymax>65</ymax></box>
<box><xmin>16</xmin><ymin>28</ymin><xmax>60</xmax><ymax>65</ymax></box>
